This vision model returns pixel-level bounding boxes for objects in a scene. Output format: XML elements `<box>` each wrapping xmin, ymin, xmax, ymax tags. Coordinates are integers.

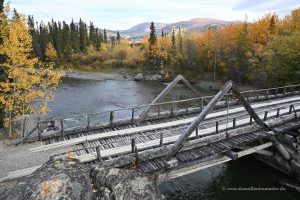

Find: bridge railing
<box><xmin>38</xmin><ymin>84</ymin><xmax>300</xmax><ymax>140</ymax></box>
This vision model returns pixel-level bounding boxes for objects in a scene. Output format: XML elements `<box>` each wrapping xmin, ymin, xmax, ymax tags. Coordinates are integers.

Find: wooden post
<box><xmin>264</xmin><ymin>111</ymin><xmax>268</xmax><ymax>121</ymax></box>
<box><xmin>131</xmin><ymin>108</ymin><xmax>135</xmax><ymax>124</ymax></box>
<box><xmin>283</xmin><ymin>87</ymin><xmax>286</xmax><ymax>96</ymax></box>
<box><xmin>131</xmin><ymin>138</ymin><xmax>136</xmax><ymax>153</ymax></box>
<box><xmin>247</xmin><ymin>92</ymin><xmax>250</xmax><ymax>102</ymax></box>
<box><xmin>275</xmin><ymin>88</ymin><xmax>278</xmax><ymax>97</ymax></box>
<box><xmin>110</xmin><ymin>111</ymin><xmax>114</xmax><ymax>127</ymax></box>
<box><xmin>96</xmin><ymin>146</ymin><xmax>102</xmax><ymax>162</ymax></box>
<box><xmin>159</xmin><ymin>133</ymin><xmax>163</xmax><ymax>147</ymax></box>
<box><xmin>158</xmin><ymin>105</ymin><xmax>160</xmax><ymax>118</ymax></box>
<box><xmin>216</xmin><ymin>121</ymin><xmax>219</xmax><ymax>134</ymax></box>
<box><xmin>265</xmin><ymin>90</ymin><xmax>269</xmax><ymax>99</ymax></box>
<box><xmin>171</xmin><ymin>104</ymin><xmax>174</xmax><ymax>117</ymax></box>
<box><xmin>196</xmin><ymin>127</ymin><xmax>199</xmax><ymax>138</ymax></box>
<box><xmin>276</xmin><ymin>108</ymin><xmax>280</xmax><ymax>118</ymax></box>
<box><xmin>186</xmin><ymin>101</ymin><xmax>189</xmax><ymax>113</ymax></box>
<box><xmin>38</xmin><ymin>121</ymin><xmax>42</xmax><ymax>141</ymax></box>
<box><xmin>256</xmin><ymin>92</ymin><xmax>259</xmax><ymax>100</ymax></box>
<box><xmin>135</xmin><ymin>147</ymin><xmax>139</xmax><ymax>166</ymax></box>
<box><xmin>233</xmin><ymin>118</ymin><xmax>236</xmax><ymax>129</ymax></box>
<box><xmin>250</xmin><ymin>116</ymin><xmax>253</xmax><ymax>124</ymax></box>
<box><xmin>201</xmin><ymin>98</ymin><xmax>204</xmax><ymax>110</ymax></box>
<box><xmin>60</xmin><ymin>119</ymin><xmax>64</xmax><ymax>137</ymax></box>
<box><xmin>225</xmin><ymin>94</ymin><xmax>229</xmax><ymax>106</ymax></box>
<box><xmin>87</xmin><ymin>114</ymin><xmax>90</xmax><ymax>132</ymax></box>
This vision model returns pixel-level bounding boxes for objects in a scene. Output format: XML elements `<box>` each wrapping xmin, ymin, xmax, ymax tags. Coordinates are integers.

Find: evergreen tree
<box><xmin>62</xmin><ymin>21</ymin><xmax>72</xmax><ymax>61</ymax></box>
<box><xmin>147</xmin><ymin>22</ymin><xmax>159</xmax><ymax>69</ymax></box>
<box><xmin>79</xmin><ymin>18</ymin><xmax>87</xmax><ymax>52</ymax></box>
<box><xmin>38</xmin><ymin>22</ymin><xmax>47</xmax><ymax>60</ymax></box>
<box><xmin>70</xmin><ymin>19</ymin><xmax>80</xmax><ymax>53</ymax></box>
<box><xmin>89</xmin><ymin>22</ymin><xmax>97</xmax><ymax>47</ymax></box>
<box><xmin>161</xmin><ymin>30</ymin><xmax>164</xmax><ymax>37</ymax></box>
<box><xmin>117</xmin><ymin>31</ymin><xmax>121</xmax><ymax>41</ymax></box>
<box><xmin>28</xmin><ymin>15</ymin><xmax>41</xmax><ymax>58</ymax></box>
<box><xmin>103</xmin><ymin>29</ymin><xmax>107</xmax><ymax>43</ymax></box>
<box><xmin>171</xmin><ymin>30</ymin><xmax>176</xmax><ymax>47</ymax></box>
<box><xmin>149</xmin><ymin>22</ymin><xmax>157</xmax><ymax>45</ymax></box>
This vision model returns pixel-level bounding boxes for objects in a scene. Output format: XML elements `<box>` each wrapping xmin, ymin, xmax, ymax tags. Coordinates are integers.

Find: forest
<box><xmin>27</xmin><ymin>8</ymin><xmax>300</xmax><ymax>88</ymax></box>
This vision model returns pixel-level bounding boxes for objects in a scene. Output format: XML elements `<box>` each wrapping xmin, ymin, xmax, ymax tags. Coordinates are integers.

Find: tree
<box><xmin>70</xmin><ymin>19</ymin><xmax>80</xmax><ymax>53</ymax></box>
<box><xmin>0</xmin><ymin>0</ymin><xmax>7</xmax><ymax>128</ymax></box>
<box><xmin>0</xmin><ymin>7</ymin><xmax>63</xmax><ymax>137</ymax></box>
<box><xmin>103</xmin><ymin>29</ymin><xmax>107</xmax><ymax>43</ymax></box>
<box><xmin>45</xmin><ymin>42</ymin><xmax>57</xmax><ymax>62</ymax></box>
<box><xmin>62</xmin><ymin>21</ymin><xmax>72</xmax><ymax>61</ymax></box>
<box><xmin>171</xmin><ymin>30</ymin><xmax>176</xmax><ymax>48</ymax></box>
<box><xmin>117</xmin><ymin>31</ymin><xmax>121</xmax><ymax>41</ymax></box>
<box><xmin>147</xmin><ymin>22</ymin><xmax>159</xmax><ymax>69</ymax></box>
<box><xmin>79</xmin><ymin>18</ymin><xmax>87</xmax><ymax>53</ymax></box>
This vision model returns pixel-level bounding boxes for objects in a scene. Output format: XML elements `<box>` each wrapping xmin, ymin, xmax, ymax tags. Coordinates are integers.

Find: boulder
<box><xmin>0</xmin><ymin>159</ymin><xmax>93</xmax><ymax>200</ymax></box>
<box><xmin>134</xmin><ymin>73</ymin><xmax>143</xmax><ymax>81</ymax></box>
<box><xmin>91</xmin><ymin>166</ymin><xmax>162</xmax><ymax>200</ymax></box>
<box><xmin>145</xmin><ymin>74</ymin><xmax>163</xmax><ymax>81</ymax></box>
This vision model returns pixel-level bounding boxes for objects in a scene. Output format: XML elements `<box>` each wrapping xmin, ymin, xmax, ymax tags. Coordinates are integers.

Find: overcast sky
<box><xmin>8</xmin><ymin>0</ymin><xmax>300</xmax><ymax>30</ymax></box>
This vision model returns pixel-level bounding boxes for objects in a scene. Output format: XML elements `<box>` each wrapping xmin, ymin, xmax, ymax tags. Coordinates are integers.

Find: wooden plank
<box><xmin>157</xmin><ymin>142</ymin><xmax>273</xmax><ymax>182</ymax></box>
<box><xmin>0</xmin><ymin>165</ymin><xmax>42</xmax><ymax>182</ymax></box>
<box><xmin>29</xmin><ymin>96</ymin><xmax>300</xmax><ymax>152</ymax></box>
<box><xmin>73</xmin><ymin>112</ymin><xmax>296</xmax><ymax>163</ymax></box>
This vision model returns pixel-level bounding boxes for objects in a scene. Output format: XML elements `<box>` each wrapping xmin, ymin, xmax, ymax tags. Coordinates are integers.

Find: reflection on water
<box><xmin>48</xmin><ymin>77</ymin><xmax>299</xmax><ymax>199</ymax></box>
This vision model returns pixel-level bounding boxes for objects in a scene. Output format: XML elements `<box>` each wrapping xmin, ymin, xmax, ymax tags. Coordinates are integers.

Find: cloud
<box><xmin>8</xmin><ymin>0</ymin><xmax>300</xmax><ymax>30</ymax></box>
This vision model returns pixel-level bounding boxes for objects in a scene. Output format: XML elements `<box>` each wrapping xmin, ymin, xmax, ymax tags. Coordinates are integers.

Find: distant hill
<box><xmin>115</xmin><ymin>18</ymin><xmax>239</xmax><ymax>41</ymax></box>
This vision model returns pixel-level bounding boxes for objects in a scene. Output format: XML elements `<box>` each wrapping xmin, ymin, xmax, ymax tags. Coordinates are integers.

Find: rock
<box><xmin>91</xmin><ymin>166</ymin><xmax>162</xmax><ymax>200</ymax></box>
<box><xmin>145</xmin><ymin>74</ymin><xmax>163</xmax><ymax>81</ymax></box>
<box><xmin>0</xmin><ymin>159</ymin><xmax>93</xmax><ymax>200</ymax></box>
<box><xmin>134</xmin><ymin>73</ymin><xmax>143</xmax><ymax>81</ymax></box>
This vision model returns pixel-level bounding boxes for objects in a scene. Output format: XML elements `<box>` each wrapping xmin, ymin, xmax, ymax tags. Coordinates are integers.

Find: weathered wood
<box><xmin>224</xmin><ymin>150</ymin><xmax>238</xmax><ymax>160</ymax></box>
<box><xmin>168</xmin><ymin>80</ymin><xmax>233</xmax><ymax>159</ymax></box>
<box><xmin>136</xmin><ymin>75</ymin><xmax>203</xmax><ymax>124</ymax></box>
<box><xmin>60</xmin><ymin>119</ymin><xmax>64</xmax><ymax>137</ymax></box>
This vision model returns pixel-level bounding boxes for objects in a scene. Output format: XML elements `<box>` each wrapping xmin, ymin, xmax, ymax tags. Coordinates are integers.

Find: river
<box><xmin>48</xmin><ymin>75</ymin><xmax>299</xmax><ymax>200</ymax></box>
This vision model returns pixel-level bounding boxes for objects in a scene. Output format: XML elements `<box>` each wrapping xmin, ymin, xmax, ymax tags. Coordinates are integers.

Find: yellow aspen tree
<box><xmin>0</xmin><ymin>5</ymin><xmax>64</xmax><ymax>136</ymax></box>
<box><xmin>45</xmin><ymin>42</ymin><xmax>57</xmax><ymax>62</ymax></box>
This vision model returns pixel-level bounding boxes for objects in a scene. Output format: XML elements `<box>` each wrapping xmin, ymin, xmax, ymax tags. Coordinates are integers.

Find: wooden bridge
<box><xmin>23</xmin><ymin>76</ymin><xmax>300</xmax><ymax>182</ymax></box>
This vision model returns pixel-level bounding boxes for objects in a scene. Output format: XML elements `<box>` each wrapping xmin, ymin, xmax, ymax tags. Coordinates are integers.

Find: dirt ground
<box><xmin>0</xmin><ymin>140</ymin><xmax>71</xmax><ymax>180</ymax></box>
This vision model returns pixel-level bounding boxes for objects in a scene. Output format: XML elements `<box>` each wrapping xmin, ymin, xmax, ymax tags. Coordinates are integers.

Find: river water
<box><xmin>48</xmin><ymin>76</ymin><xmax>299</xmax><ymax>200</ymax></box>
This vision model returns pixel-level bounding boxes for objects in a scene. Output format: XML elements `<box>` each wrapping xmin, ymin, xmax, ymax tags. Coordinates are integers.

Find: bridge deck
<box><xmin>30</xmin><ymin>94</ymin><xmax>300</xmax><ymax>171</ymax></box>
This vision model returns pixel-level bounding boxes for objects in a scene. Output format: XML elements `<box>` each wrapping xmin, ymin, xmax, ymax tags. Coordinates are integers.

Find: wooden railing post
<box><xmin>60</xmin><ymin>119</ymin><xmax>64</xmax><ymax>137</ymax></box>
<box><xmin>110</xmin><ymin>111</ymin><xmax>114</xmax><ymax>127</ymax></box>
<box><xmin>38</xmin><ymin>121</ymin><xmax>42</xmax><ymax>141</ymax></box>
<box><xmin>87</xmin><ymin>114</ymin><xmax>90</xmax><ymax>132</ymax></box>
<box><xmin>131</xmin><ymin>108</ymin><xmax>135</xmax><ymax>124</ymax></box>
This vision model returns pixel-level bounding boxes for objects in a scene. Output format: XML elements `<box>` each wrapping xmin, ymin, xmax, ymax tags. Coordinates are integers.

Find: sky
<box><xmin>8</xmin><ymin>0</ymin><xmax>300</xmax><ymax>30</ymax></box>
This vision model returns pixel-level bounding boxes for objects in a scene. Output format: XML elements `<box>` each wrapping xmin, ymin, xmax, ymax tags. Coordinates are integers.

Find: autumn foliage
<box><xmin>0</xmin><ymin>4</ymin><xmax>63</xmax><ymax>132</ymax></box>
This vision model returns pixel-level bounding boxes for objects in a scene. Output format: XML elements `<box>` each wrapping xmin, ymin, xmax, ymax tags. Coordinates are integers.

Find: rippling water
<box><xmin>48</xmin><ymin>76</ymin><xmax>299</xmax><ymax>199</ymax></box>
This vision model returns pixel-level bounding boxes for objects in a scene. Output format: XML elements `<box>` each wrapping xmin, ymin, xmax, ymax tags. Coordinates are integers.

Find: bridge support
<box><xmin>135</xmin><ymin>75</ymin><xmax>205</xmax><ymax>124</ymax></box>
<box><xmin>167</xmin><ymin>80</ymin><xmax>295</xmax><ymax>163</ymax></box>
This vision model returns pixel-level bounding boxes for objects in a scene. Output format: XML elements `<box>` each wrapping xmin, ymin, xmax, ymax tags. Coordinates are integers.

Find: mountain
<box><xmin>116</xmin><ymin>18</ymin><xmax>239</xmax><ymax>41</ymax></box>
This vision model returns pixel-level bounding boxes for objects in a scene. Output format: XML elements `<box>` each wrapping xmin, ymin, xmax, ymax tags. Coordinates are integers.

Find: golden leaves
<box><xmin>0</xmin><ymin>5</ymin><xmax>64</xmax><ymax>123</ymax></box>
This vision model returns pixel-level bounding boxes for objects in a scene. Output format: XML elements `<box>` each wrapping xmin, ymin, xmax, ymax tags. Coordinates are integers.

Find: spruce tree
<box><xmin>103</xmin><ymin>29</ymin><xmax>107</xmax><ymax>43</ymax></box>
<box><xmin>89</xmin><ymin>22</ymin><xmax>97</xmax><ymax>47</ymax></box>
<box><xmin>38</xmin><ymin>22</ymin><xmax>47</xmax><ymax>60</ymax></box>
<box><xmin>117</xmin><ymin>31</ymin><xmax>121</xmax><ymax>41</ymax></box>
<box><xmin>62</xmin><ymin>21</ymin><xmax>72</xmax><ymax>61</ymax></box>
<box><xmin>171</xmin><ymin>30</ymin><xmax>176</xmax><ymax>47</ymax></box>
<box><xmin>147</xmin><ymin>22</ymin><xmax>158</xmax><ymax>69</ymax></box>
<box><xmin>161</xmin><ymin>30</ymin><xmax>164</xmax><ymax>37</ymax></box>
<box><xmin>28</xmin><ymin>15</ymin><xmax>41</xmax><ymax>58</ymax></box>
<box><xmin>70</xmin><ymin>19</ymin><xmax>80</xmax><ymax>53</ymax></box>
<box><xmin>148</xmin><ymin>22</ymin><xmax>157</xmax><ymax>45</ymax></box>
<box><xmin>79</xmin><ymin>18</ymin><xmax>87</xmax><ymax>52</ymax></box>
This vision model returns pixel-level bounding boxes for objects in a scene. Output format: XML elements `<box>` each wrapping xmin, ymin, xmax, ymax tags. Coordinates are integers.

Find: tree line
<box><xmin>26</xmin><ymin>7</ymin><xmax>300</xmax><ymax>88</ymax></box>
